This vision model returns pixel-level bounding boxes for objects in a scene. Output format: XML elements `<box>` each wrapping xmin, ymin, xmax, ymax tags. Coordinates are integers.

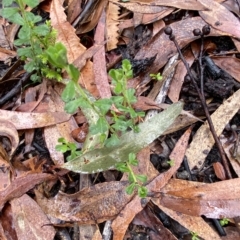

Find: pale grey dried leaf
<box><xmin>62</xmin><ymin>102</ymin><xmax>183</xmax><ymax>173</ymax></box>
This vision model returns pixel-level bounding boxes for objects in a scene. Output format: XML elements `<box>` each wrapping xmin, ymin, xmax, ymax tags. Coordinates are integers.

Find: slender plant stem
<box><xmin>171</xmin><ymin>36</ymin><xmax>232</xmax><ymax>179</ymax></box>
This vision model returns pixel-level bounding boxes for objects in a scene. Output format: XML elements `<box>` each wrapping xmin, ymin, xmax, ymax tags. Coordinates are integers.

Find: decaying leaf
<box><xmin>112</xmin><ymin>195</ymin><xmax>146</xmax><ymax>240</ymax></box>
<box><xmin>112</xmin><ymin>0</ymin><xmax>209</xmax><ymax>11</ymax></box>
<box><xmin>132</xmin><ymin>206</ymin><xmax>178</xmax><ymax>240</ymax></box>
<box><xmin>186</xmin><ymin>88</ymin><xmax>240</xmax><ymax>170</ymax></box>
<box><xmin>11</xmin><ymin>194</ymin><xmax>55</xmax><ymax>240</ymax></box>
<box><xmin>0</xmin><ymin>120</ymin><xmax>19</xmax><ymax>156</ymax></box>
<box><xmin>106</xmin><ymin>2</ymin><xmax>120</xmax><ymax>51</ymax></box>
<box><xmin>148</xmin><ymin>126</ymin><xmax>192</xmax><ymax>192</ymax></box>
<box><xmin>113</xmin><ymin>1</ymin><xmax>172</xmax><ymax>14</ymax></box>
<box><xmin>168</xmin><ymin>50</ymin><xmax>195</xmax><ymax>102</ymax></box>
<box><xmin>62</xmin><ymin>102</ymin><xmax>183</xmax><ymax>173</ymax></box>
<box><xmin>0</xmin><ymin>110</ymin><xmax>70</xmax><ymax>130</ymax></box>
<box><xmin>221</xmin><ymin>136</ymin><xmax>240</xmax><ymax>177</ymax></box>
<box><xmin>76</xmin><ymin>0</ymin><xmax>107</xmax><ymax>34</ymax></box>
<box><xmin>0</xmin><ymin>47</ymin><xmax>16</xmax><ymax>62</ymax></box>
<box><xmin>50</xmin><ymin>0</ymin><xmax>85</xmax><ymax>63</ymax></box>
<box><xmin>198</xmin><ymin>0</ymin><xmax>240</xmax><ymax>38</ymax></box>
<box><xmin>213</xmin><ymin>161</ymin><xmax>226</xmax><ymax>180</ymax></box>
<box><xmin>212</xmin><ymin>56</ymin><xmax>240</xmax><ymax>82</ymax></box>
<box><xmin>155</xmin><ymin>204</ymin><xmax>221</xmax><ymax>240</ymax></box>
<box><xmin>35</xmin><ymin>181</ymin><xmax>133</xmax><ymax>224</ymax></box>
<box><xmin>0</xmin><ymin>173</ymin><xmax>55</xmax><ymax>211</ymax></box>
<box><xmin>94</xmin><ymin>9</ymin><xmax>112</xmax><ymax>98</ymax></box>
<box><xmin>159</xmin><ymin>178</ymin><xmax>240</xmax><ymax>218</ymax></box>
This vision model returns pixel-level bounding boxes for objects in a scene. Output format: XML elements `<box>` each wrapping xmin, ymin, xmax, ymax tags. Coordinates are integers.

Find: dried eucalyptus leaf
<box><xmin>62</xmin><ymin>102</ymin><xmax>183</xmax><ymax>173</ymax></box>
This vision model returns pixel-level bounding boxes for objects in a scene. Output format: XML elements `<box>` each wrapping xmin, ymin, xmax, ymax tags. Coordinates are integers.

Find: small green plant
<box><xmin>116</xmin><ymin>153</ymin><xmax>148</xmax><ymax>198</ymax></box>
<box><xmin>107</xmin><ymin>59</ymin><xmax>145</xmax><ymax>145</ymax></box>
<box><xmin>167</xmin><ymin>159</ymin><xmax>175</xmax><ymax>167</ymax></box>
<box><xmin>150</xmin><ymin>72</ymin><xmax>163</xmax><ymax>81</ymax></box>
<box><xmin>220</xmin><ymin>218</ymin><xmax>229</xmax><ymax>226</ymax></box>
<box><xmin>61</xmin><ymin>59</ymin><xmax>145</xmax><ymax>148</ymax></box>
<box><xmin>55</xmin><ymin>138</ymin><xmax>82</xmax><ymax>161</ymax></box>
<box><xmin>1</xmin><ymin>0</ymin><xmax>58</xmax><ymax>82</ymax></box>
<box><xmin>190</xmin><ymin>231</ymin><xmax>200</xmax><ymax>240</ymax></box>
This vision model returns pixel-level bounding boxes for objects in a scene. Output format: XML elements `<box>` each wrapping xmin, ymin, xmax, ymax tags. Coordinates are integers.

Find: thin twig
<box><xmin>165</xmin><ymin>27</ymin><xmax>232</xmax><ymax>179</ymax></box>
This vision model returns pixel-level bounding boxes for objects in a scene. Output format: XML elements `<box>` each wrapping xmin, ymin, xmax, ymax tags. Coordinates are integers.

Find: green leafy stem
<box><xmin>116</xmin><ymin>153</ymin><xmax>148</xmax><ymax>197</ymax></box>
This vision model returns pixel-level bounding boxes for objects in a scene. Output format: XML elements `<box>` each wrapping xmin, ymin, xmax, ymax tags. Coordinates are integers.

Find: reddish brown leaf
<box><xmin>213</xmin><ymin>162</ymin><xmax>226</xmax><ymax>180</ymax></box>
<box><xmin>133</xmin><ymin>96</ymin><xmax>162</xmax><ymax>111</ymax></box>
<box><xmin>35</xmin><ymin>181</ymin><xmax>133</xmax><ymax>224</ymax></box>
<box><xmin>50</xmin><ymin>0</ymin><xmax>85</xmax><ymax>63</ymax></box>
<box><xmin>0</xmin><ymin>120</ymin><xmax>18</xmax><ymax>156</ymax></box>
<box><xmin>198</xmin><ymin>0</ymin><xmax>240</xmax><ymax>39</ymax></box>
<box><xmin>155</xmin><ymin>203</ymin><xmax>221</xmax><ymax>239</ymax></box>
<box><xmin>114</xmin><ymin>0</ymin><xmax>208</xmax><ymax>11</ymax></box>
<box><xmin>0</xmin><ymin>110</ymin><xmax>71</xmax><ymax>129</ymax></box>
<box><xmin>106</xmin><ymin>2</ymin><xmax>120</xmax><ymax>51</ymax></box>
<box><xmin>148</xmin><ymin>127</ymin><xmax>192</xmax><ymax>192</ymax></box>
<box><xmin>76</xmin><ymin>0</ymin><xmax>107</xmax><ymax>34</ymax></box>
<box><xmin>93</xmin><ymin>8</ymin><xmax>112</xmax><ymax>98</ymax></box>
<box><xmin>67</xmin><ymin>0</ymin><xmax>82</xmax><ymax>24</ymax></box>
<box><xmin>11</xmin><ymin>194</ymin><xmax>55</xmax><ymax>239</ymax></box>
<box><xmin>111</xmin><ymin>195</ymin><xmax>146</xmax><ymax>240</ymax></box>
<box><xmin>212</xmin><ymin>56</ymin><xmax>240</xmax><ymax>82</ymax></box>
<box><xmin>0</xmin><ymin>204</ymin><xmax>17</xmax><ymax>240</ymax></box>
<box><xmin>160</xmin><ymin>178</ymin><xmax>240</xmax><ymax>218</ymax></box>
<box><xmin>168</xmin><ymin>50</ymin><xmax>194</xmax><ymax>102</ymax></box>
<box><xmin>0</xmin><ymin>47</ymin><xmax>16</xmax><ymax>61</ymax></box>
<box><xmin>133</xmin><ymin>206</ymin><xmax>177</xmax><ymax>240</ymax></box>
<box><xmin>0</xmin><ymin>173</ymin><xmax>55</xmax><ymax>211</ymax></box>
<box><xmin>71</xmin><ymin>124</ymin><xmax>89</xmax><ymax>143</ymax></box>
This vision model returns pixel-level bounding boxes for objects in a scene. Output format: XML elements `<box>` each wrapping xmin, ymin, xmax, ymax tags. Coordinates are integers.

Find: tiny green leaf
<box><xmin>55</xmin><ymin>144</ymin><xmax>68</xmax><ymax>153</ymax></box>
<box><xmin>24</xmin><ymin>0</ymin><xmax>39</xmax><ymax>8</ymax></box>
<box><xmin>58</xmin><ymin>137</ymin><xmax>66</xmax><ymax>143</ymax></box>
<box><xmin>61</xmin><ymin>81</ymin><xmax>76</xmax><ymax>102</ymax></box>
<box><xmin>3</xmin><ymin>0</ymin><xmax>15</xmax><ymax>6</ymax></box>
<box><xmin>126</xmin><ymin>183</ymin><xmax>136</xmax><ymax>195</ymax></box>
<box><xmin>112</xmin><ymin>120</ymin><xmax>129</xmax><ymax>132</ymax></box>
<box><xmin>105</xmin><ymin>134</ymin><xmax>120</xmax><ymax>147</ymax></box>
<box><xmin>66</xmin><ymin>64</ymin><xmax>80</xmax><ymax>82</ymax></box>
<box><xmin>94</xmin><ymin>98</ymin><xmax>112</xmax><ymax>115</ymax></box>
<box><xmin>114</xmin><ymin>82</ymin><xmax>123</xmax><ymax>95</ymax></box>
<box><xmin>1</xmin><ymin>7</ymin><xmax>18</xmax><ymax>18</ymax></box>
<box><xmin>25</xmin><ymin>11</ymin><xmax>42</xmax><ymax>23</ymax></box>
<box><xmin>128</xmin><ymin>153</ymin><xmax>136</xmax><ymax>162</ymax></box>
<box><xmin>24</xmin><ymin>61</ymin><xmax>36</xmax><ymax>72</ymax></box>
<box><xmin>64</xmin><ymin>98</ymin><xmax>81</xmax><ymax>114</ymax></box>
<box><xmin>111</xmin><ymin>96</ymin><xmax>124</xmax><ymax>105</ymax></box>
<box><xmin>128</xmin><ymin>172</ymin><xmax>135</xmax><ymax>183</ymax></box>
<box><xmin>89</xmin><ymin>117</ymin><xmax>109</xmax><ymax>135</ymax></box>
<box><xmin>125</xmin><ymin>89</ymin><xmax>136</xmax><ymax>103</ymax></box>
<box><xmin>45</xmin><ymin>42</ymin><xmax>68</xmax><ymax>68</ymax></box>
<box><xmin>115</xmin><ymin>163</ymin><xmax>129</xmax><ymax>172</ymax></box>
<box><xmin>136</xmin><ymin>174</ymin><xmax>147</xmax><ymax>183</ymax></box>
<box><xmin>33</xmin><ymin>25</ymin><xmax>50</xmax><ymax>36</ymax></box>
<box><xmin>138</xmin><ymin>186</ymin><xmax>148</xmax><ymax>198</ymax></box>
<box><xmin>17</xmin><ymin>47</ymin><xmax>33</xmax><ymax>58</ymax></box>
<box><xmin>8</xmin><ymin>12</ymin><xmax>24</xmax><ymax>25</ymax></box>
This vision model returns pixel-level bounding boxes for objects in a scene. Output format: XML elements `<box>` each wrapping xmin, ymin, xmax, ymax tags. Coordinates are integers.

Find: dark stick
<box><xmin>0</xmin><ymin>72</ymin><xmax>31</xmax><ymax>107</ymax></box>
<box><xmin>164</xmin><ymin>26</ymin><xmax>232</xmax><ymax>179</ymax></box>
